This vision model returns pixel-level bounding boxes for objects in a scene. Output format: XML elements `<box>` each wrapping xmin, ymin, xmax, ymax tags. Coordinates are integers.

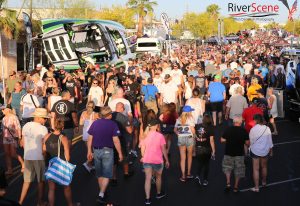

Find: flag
<box><xmin>288</xmin><ymin>0</ymin><xmax>298</xmax><ymax>21</ymax></box>
<box><xmin>22</xmin><ymin>12</ymin><xmax>33</xmax><ymax>71</ymax></box>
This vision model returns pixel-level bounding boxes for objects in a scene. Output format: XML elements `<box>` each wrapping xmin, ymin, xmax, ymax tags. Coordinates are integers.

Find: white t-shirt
<box><xmin>230</xmin><ymin>62</ymin><xmax>238</xmax><ymax>70</ymax></box>
<box><xmin>185</xmin><ymin>98</ymin><xmax>203</xmax><ymax>124</ymax></box>
<box><xmin>170</xmin><ymin>69</ymin><xmax>183</xmax><ymax>85</ymax></box>
<box><xmin>229</xmin><ymin>83</ymin><xmax>244</xmax><ymax>96</ymax></box>
<box><xmin>160</xmin><ymin>81</ymin><xmax>178</xmax><ymax>103</ymax></box>
<box><xmin>109</xmin><ymin>98</ymin><xmax>132</xmax><ymax>116</ymax></box>
<box><xmin>175</xmin><ymin>117</ymin><xmax>195</xmax><ymax>138</ymax></box>
<box><xmin>249</xmin><ymin>124</ymin><xmax>273</xmax><ymax>157</ymax></box>
<box><xmin>20</xmin><ymin>94</ymin><xmax>40</xmax><ymax>118</ymax></box>
<box><xmin>22</xmin><ymin>122</ymin><xmax>48</xmax><ymax>160</ymax></box>
<box><xmin>88</xmin><ymin>86</ymin><xmax>104</xmax><ymax>107</ymax></box>
<box><xmin>243</xmin><ymin>63</ymin><xmax>252</xmax><ymax>75</ymax></box>
<box><xmin>49</xmin><ymin>95</ymin><xmax>62</xmax><ymax>111</ymax></box>
<box><xmin>219</xmin><ymin>63</ymin><xmax>227</xmax><ymax>71</ymax></box>
<box><xmin>153</xmin><ymin>76</ymin><xmax>163</xmax><ymax>92</ymax></box>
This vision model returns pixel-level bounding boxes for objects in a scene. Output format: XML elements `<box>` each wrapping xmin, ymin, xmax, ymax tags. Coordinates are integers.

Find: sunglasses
<box><xmin>93</xmin><ymin>82</ymin><xmax>98</xmax><ymax>85</ymax></box>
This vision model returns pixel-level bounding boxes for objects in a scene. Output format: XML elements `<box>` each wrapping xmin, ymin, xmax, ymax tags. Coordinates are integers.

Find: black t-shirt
<box><xmin>222</xmin><ymin>126</ymin><xmax>249</xmax><ymax>156</ymax></box>
<box><xmin>112</xmin><ymin>112</ymin><xmax>131</xmax><ymax>137</ymax></box>
<box><xmin>195</xmin><ymin>124</ymin><xmax>215</xmax><ymax>148</ymax></box>
<box><xmin>257</xmin><ymin>97</ymin><xmax>269</xmax><ymax>121</ymax></box>
<box><xmin>65</xmin><ymin>80</ymin><xmax>76</xmax><ymax>97</ymax></box>
<box><xmin>51</xmin><ymin>100</ymin><xmax>76</xmax><ymax>129</ymax></box>
<box><xmin>0</xmin><ymin>197</ymin><xmax>20</xmax><ymax>206</ymax></box>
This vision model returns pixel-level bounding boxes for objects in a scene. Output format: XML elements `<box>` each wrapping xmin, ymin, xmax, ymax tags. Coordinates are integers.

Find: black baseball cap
<box><xmin>147</xmin><ymin>78</ymin><xmax>153</xmax><ymax>83</ymax></box>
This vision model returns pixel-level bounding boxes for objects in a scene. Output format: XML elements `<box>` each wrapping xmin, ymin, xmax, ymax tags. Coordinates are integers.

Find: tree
<box><xmin>93</xmin><ymin>6</ymin><xmax>136</xmax><ymax>28</ymax></box>
<box><xmin>284</xmin><ymin>20</ymin><xmax>300</xmax><ymax>35</ymax></box>
<box><xmin>0</xmin><ymin>0</ymin><xmax>19</xmax><ymax>39</ymax></box>
<box><xmin>240</xmin><ymin>19</ymin><xmax>259</xmax><ymax>30</ymax></box>
<box><xmin>206</xmin><ymin>4</ymin><xmax>220</xmax><ymax>18</ymax></box>
<box><xmin>223</xmin><ymin>17</ymin><xmax>240</xmax><ymax>35</ymax></box>
<box><xmin>264</xmin><ymin>22</ymin><xmax>280</xmax><ymax>30</ymax></box>
<box><xmin>127</xmin><ymin>0</ymin><xmax>157</xmax><ymax>37</ymax></box>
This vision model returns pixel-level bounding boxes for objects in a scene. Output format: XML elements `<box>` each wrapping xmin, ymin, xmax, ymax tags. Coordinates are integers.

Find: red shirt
<box><xmin>242</xmin><ymin>105</ymin><xmax>263</xmax><ymax>133</ymax></box>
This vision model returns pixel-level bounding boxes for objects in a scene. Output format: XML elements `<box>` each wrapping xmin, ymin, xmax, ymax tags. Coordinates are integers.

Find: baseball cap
<box><xmin>37</xmin><ymin>63</ymin><xmax>43</xmax><ymax>68</ymax></box>
<box><xmin>147</xmin><ymin>78</ymin><xmax>153</xmax><ymax>83</ymax></box>
<box><xmin>252</xmin><ymin>98</ymin><xmax>259</xmax><ymax>104</ymax></box>
<box><xmin>214</xmin><ymin>75</ymin><xmax>221</xmax><ymax>80</ymax></box>
<box><xmin>182</xmin><ymin>105</ymin><xmax>195</xmax><ymax>113</ymax></box>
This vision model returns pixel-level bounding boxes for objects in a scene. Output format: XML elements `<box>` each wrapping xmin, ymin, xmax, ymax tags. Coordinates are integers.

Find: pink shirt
<box><xmin>141</xmin><ymin>131</ymin><xmax>166</xmax><ymax>164</ymax></box>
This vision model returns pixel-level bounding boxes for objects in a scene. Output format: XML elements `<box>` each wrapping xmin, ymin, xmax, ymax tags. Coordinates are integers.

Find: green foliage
<box><xmin>284</xmin><ymin>20</ymin><xmax>300</xmax><ymax>35</ymax></box>
<box><xmin>0</xmin><ymin>9</ymin><xmax>18</xmax><ymax>39</ymax></box>
<box><xmin>206</xmin><ymin>4</ymin><xmax>220</xmax><ymax>18</ymax></box>
<box><xmin>264</xmin><ymin>22</ymin><xmax>280</xmax><ymax>30</ymax></box>
<box><xmin>127</xmin><ymin>0</ymin><xmax>157</xmax><ymax>37</ymax></box>
<box><xmin>92</xmin><ymin>6</ymin><xmax>136</xmax><ymax>29</ymax></box>
<box><xmin>171</xmin><ymin>4</ymin><xmax>259</xmax><ymax>39</ymax></box>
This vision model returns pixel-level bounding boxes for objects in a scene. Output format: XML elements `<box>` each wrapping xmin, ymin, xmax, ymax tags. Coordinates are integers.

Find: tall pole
<box><xmin>0</xmin><ymin>35</ymin><xmax>6</xmax><ymax>105</ymax></box>
<box><xmin>29</xmin><ymin>0</ymin><xmax>33</xmax><ymax>20</ymax></box>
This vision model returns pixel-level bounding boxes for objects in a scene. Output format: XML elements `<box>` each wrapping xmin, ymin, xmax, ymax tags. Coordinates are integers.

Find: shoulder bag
<box><xmin>45</xmin><ymin>135</ymin><xmax>76</xmax><ymax>186</ymax></box>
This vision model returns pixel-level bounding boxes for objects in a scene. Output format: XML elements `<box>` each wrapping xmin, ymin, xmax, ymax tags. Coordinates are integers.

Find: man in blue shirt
<box><xmin>207</xmin><ymin>75</ymin><xmax>226</xmax><ymax>126</ymax></box>
<box><xmin>142</xmin><ymin>78</ymin><xmax>159</xmax><ymax>114</ymax></box>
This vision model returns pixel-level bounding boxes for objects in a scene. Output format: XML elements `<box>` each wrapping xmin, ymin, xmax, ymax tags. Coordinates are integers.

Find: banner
<box><xmin>161</xmin><ymin>13</ymin><xmax>170</xmax><ymax>34</ymax></box>
<box><xmin>22</xmin><ymin>12</ymin><xmax>33</xmax><ymax>72</ymax></box>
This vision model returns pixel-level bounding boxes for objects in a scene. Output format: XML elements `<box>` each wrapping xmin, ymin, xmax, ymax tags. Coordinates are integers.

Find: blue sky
<box><xmin>7</xmin><ymin>0</ymin><xmax>298</xmax><ymax>23</ymax></box>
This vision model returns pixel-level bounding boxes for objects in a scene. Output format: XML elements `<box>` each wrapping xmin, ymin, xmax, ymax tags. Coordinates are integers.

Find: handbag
<box><xmin>45</xmin><ymin>135</ymin><xmax>76</xmax><ymax>186</ymax></box>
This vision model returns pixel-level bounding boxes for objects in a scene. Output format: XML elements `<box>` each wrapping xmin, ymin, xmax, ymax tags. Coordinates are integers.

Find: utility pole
<box><xmin>29</xmin><ymin>0</ymin><xmax>32</xmax><ymax>20</ymax></box>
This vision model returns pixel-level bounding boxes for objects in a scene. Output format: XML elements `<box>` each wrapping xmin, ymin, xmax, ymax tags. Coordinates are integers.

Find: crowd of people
<box><xmin>0</xmin><ymin>29</ymin><xmax>286</xmax><ymax>205</ymax></box>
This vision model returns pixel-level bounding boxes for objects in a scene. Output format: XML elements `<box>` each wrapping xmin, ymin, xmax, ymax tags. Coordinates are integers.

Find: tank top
<box><xmin>82</xmin><ymin>112</ymin><xmax>95</xmax><ymax>141</ymax></box>
<box><xmin>45</xmin><ymin>133</ymin><xmax>65</xmax><ymax>160</ymax></box>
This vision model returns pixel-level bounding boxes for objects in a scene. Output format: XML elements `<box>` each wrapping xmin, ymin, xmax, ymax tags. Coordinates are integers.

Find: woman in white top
<box><xmin>185</xmin><ymin>88</ymin><xmax>205</xmax><ymax>125</ymax></box>
<box><xmin>174</xmin><ymin>106</ymin><xmax>196</xmax><ymax>182</ymax></box>
<box><xmin>47</xmin><ymin>87</ymin><xmax>62</xmax><ymax>112</ymax></box>
<box><xmin>267</xmin><ymin>87</ymin><xmax>278</xmax><ymax>135</ymax></box>
<box><xmin>88</xmin><ymin>79</ymin><xmax>104</xmax><ymax>108</ymax></box>
<box><xmin>80</xmin><ymin>101</ymin><xmax>97</xmax><ymax>172</ymax></box>
<box><xmin>249</xmin><ymin>114</ymin><xmax>273</xmax><ymax>192</ymax></box>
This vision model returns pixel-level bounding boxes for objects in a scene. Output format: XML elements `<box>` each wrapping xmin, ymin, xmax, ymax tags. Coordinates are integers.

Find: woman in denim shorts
<box><xmin>174</xmin><ymin>106</ymin><xmax>196</xmax><ymax>182</ymax></box>
<box><xmin>140</xmin><ymin>119</ymin><xmax>170</xmax><ymax>205</ymax></box>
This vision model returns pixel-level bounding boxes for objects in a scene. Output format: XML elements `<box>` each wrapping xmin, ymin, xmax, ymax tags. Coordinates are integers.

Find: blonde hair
<box><xmin>251</xmin><ymin>77</ymin><xmax>258</xmax><ymax>84</ymax></box>
<box><xmin>179</xmin><ymin>112</ymin><xmax>192</xmax><ymax>125</ymax></box>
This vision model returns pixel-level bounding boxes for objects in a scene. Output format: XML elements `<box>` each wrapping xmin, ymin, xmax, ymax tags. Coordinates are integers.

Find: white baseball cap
<box><xmin>37</xmin><ymin>63</ymin><xmax>43</xmax><ymax>68</ymax></box>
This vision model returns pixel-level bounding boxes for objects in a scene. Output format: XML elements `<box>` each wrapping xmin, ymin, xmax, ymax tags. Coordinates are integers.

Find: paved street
<box><xmin>1</xmin><ymin>118</ymin><xmax>300</xmax><ymax>206</ymax></box>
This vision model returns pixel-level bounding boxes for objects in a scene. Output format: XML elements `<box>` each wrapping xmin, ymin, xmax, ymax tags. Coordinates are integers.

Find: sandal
<box><xmin>262</xmin><ymin>182</ymin><xmax>267</xmax><ymax>187</ymax></box>
<box><xmin>224</xmin><ymin>184</ymin><xmax>231</xmax><ymax>193</ymax></box>
<box><xmin>180</xmin><ymin>177</ymin><xmax>186</xmax><ymax>182</ymax></box>
<box><xmin>250</xmin><ymin>187</ymin><xmax>259</xmax><ymax>192</ymax></box>
<box><xmin>186</xmin><ymin>175</ymin><xmax>194</xmax><ymax>179</ymax></box>
<box><xmin>233</xmin><ymin>188</ymin><xmax>240</xmax><ymax>193</ymax></box>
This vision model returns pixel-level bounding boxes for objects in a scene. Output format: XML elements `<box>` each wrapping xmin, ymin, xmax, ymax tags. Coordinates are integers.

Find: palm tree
<box><xmin>206</xmin><ymin>4</ymin><xmax>220</xmax><ymax>18</ymax></box>
<box><xmin>127</xmin><ymin>0</ymin><xmax>157</xmax><ymax>37</ymax></box>
<box><xmin>0</xmin><ymin>0</ymin><xmax>19</xmax><ymax>39</ymax></box>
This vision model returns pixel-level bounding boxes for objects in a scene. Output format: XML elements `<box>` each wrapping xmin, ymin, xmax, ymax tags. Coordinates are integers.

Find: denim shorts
<box><xmin>143</xmin><ymin>163</ymin><xmax>164</xmax><ymax>172</ymax></box>
<box><xmin>93</xmin><ymin>147</ymin><xmax>114</xmax><ymax>178</ymax></box>
<box><xmin>177</xmin><ymin>135</ymin><xmax>194</xmax><ymax>147</ymax></box>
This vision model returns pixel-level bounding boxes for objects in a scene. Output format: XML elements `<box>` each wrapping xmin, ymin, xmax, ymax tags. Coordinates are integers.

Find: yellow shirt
<box><xmin>247</xmin><ymin>84</ymin><xmax>262</xmax><ymax>102</ymax></box>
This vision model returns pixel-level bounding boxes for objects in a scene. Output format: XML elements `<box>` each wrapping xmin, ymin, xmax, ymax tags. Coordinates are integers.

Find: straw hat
<box><xmin>32</xmin><ymin>108</ymin><xmax>50</xmax><ymax>118</ymax></box>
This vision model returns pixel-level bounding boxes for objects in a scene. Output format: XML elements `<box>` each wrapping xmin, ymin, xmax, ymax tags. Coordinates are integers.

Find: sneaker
<box><xmin>145</xmin><ymin>198</ymin><xmax>151</xmax><ymax>205</ymax></box>
<box><xmin>83</xmin><ymin>162</ymin><xmax>92</xmax><ymax>173</ymax></box>
<box><xmin>156</xmin><ymin>191</ymin><xmax>166</xmax><ymax>199</ymax></box>
<box><xmin>97</xmin><ymin>196</ymin><xmax>106</xmax><ymax>204</ymax></box>
<box><xmin>203</xmin><ymin>180</ymin><xmax>208</xmax><ymax>186</ymax></box>
<box><xmin>195</xmin><ymin>176</ymin><xmax>201</xmax><ymax>185</ymax></box>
